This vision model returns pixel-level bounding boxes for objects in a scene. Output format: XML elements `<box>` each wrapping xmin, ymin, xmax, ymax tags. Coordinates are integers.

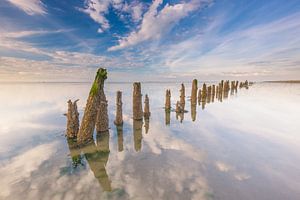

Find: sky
<box><xmin>0</xmin><ymin>0</ymin><xmax>299</xmax><ymax>82</ymax></box>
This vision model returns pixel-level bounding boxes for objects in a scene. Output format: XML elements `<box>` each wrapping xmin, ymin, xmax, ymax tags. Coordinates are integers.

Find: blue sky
<box><xmin>0</xmin><ymin>0</ymin><xmax>299</xmax><ymax>82</ymax></box>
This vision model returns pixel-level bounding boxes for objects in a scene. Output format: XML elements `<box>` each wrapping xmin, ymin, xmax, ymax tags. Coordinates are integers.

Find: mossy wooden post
<box><xmin>96</xmin><ymin>88</ymin><xmax>109</xmax><ymax>133</ymax></box>
<box><xmin>191</xmin><ymin>79</ymin><xmax>198</xmax><ymax>105</ymax></box>
<box><xmin>114</xmin><ymin>91</ymin><xmax>123</xmax><ymax>125</ymax></box>
<box><xmin>197</xmin><ymin>89</ymin><xmax>202</xmax><ymax>105</ymax></box>
<box><xmin>133</xmin><ymin>82</ymin><xmax>143</xmax><ymax>120</ymax></box>
<box><xmin>165</xmin><ymin>89</ymin><xmax>171</xmax><ymax>111</ymax></box>
<box><xmin>144</xmin><ymin>94</ymin><xmax>151</xmax><ymax>118</ymax></box>
<box><xmin>77</xmin><ymin>68</ymin><xmax>107</xmax><ymax>144</ymax></box>
<box><xmin>212</xmin><ymin>85</ymin><xmax>215</xmax><ymax>98</ymax></box>
<box><xmin>66</xmin><ymin>99</ymin><xmax>79</xmax><ymax>139</ymax></box>
<box><xmin>180</xmin><ymin>83</ymin><xmax>185</xmax><ymax>108</ymax></box>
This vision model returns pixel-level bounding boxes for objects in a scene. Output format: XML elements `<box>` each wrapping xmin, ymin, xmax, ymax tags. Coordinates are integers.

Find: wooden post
<box><xmin>66</xmin><ymin>99</ymin><xmax>79</xmax><ymax>139</ymax></box>
<box><xmin>96</xmin><ymin>88</ymin><xmax>109</xmax><ymax>133</ymax></box>
<box><xmin>77</xmin><ymin>68</ymin><xmax>107</xmax><ymax>144</ymax></box>
<box><xmin>180</xmin><ymin>83</ymin><xmax>185</xmax><ymax>108</ymax></box>
<box><xmin>114</xmin><ymin>91</ymin><xmax>123</xmax><ymax>125</ymax></box>
<box><xmin>191</xmin><ymin>79</ymin><xmax>198</xmax><ymax>105</ymax></box>
<box><xmin>165</xmin><ymin>89</ymin><xmax>171</xmax><ymax>111</ymax></box>
<box><xmin>133</xmin><ymin>82</ymin><xmax>143</xmax><ymax>120</ymax></box>
<box><xmin>144</xmin><ymin>94</ymin><xmax>151</xmax><ymax>118</ymax></box>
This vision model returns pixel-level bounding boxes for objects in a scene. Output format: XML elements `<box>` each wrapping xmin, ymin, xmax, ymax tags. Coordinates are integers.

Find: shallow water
<box><xmin>0</xmin><ymin>82</ymin><xmax>299</xmax><ymax>200</ymax></box>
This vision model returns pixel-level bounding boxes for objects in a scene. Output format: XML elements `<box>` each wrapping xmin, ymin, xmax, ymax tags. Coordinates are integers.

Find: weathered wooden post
<box><xmin>96</xmin><ymin>88</ymin><xmax>109</xmax><ymax>133</ymax></box>
<box><xmin>77</xmin><ymin>68</ymin><xmax>107</xmax><ymax>144</ymax></box>
<box><xmin>114</xmin><ymin>91</ymin><xmax>123</xmax><ymax>125</ymax></box>
<box><xmin>165</xmin><ymin>89</ymin><xmax>171</xmax><ymax>111</ymax></box>
<box><xmin>207</xmin><ymin>86</ymin><xmax>212</xmax><ymax>103</ymax></box>
<box><xmin>144</xmin><ymin>94</ymin><xmax>151</xmax><ymax>118</ymax></box>
<box><xmin>197</xmin><ymin>89</ymin><xmax>202</xmax><ymax>105</ymax></box>
<box><xmin>202</xmin><ymin>83</ymin><xmax>207</xmax><ymax>102</ymax></box>
<box><xmin>180</xmin><ymin>83</ymin><xmax>185</xmax><ymax>108</ymax></box>
<box><xmin>66</xmin><ymin>99</ymin><xmax>79</xmax><ymax>139</ymax></box>
<box><xmin>191</xmin><ymin>79</ymin><xmax>198</xmax><ymax>105</ymax></box>
<box><xmin>133</xmin><ymin>82</ymin><xmax>143</xmax><ymax>120</ymax></box>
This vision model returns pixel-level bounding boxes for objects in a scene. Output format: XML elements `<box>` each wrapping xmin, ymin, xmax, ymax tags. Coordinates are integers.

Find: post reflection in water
<box><xmin>116</xmin><ymin>125</ymin><xmax>124</xmax><ymax>152</ymax></box>
<box><xmin>67</xmin><ymin>139</ymin><xmax>84</xmax><ymax>168</ymax></box>
<box><xmin>144</xmin><ymin>118</ymin><xmax>150</xmax><ymax>134</ymax></box>
<box><xmin>176</xmin><ymin>112</ymin><xmax>184</xmax><ymax>123</ymax></box>
<box><xmin>66</xmin><ymin>132</ymin><xmax>112</xmax><ymax>192</ymax></box>
<box><xmin>191</xmin><ymin>103</ymin><xmax>196</xmax><ymax>122</ymax></box>
<box><xmin>133</xmin><ymin>119</ymin><xmax>143</xmax><ymax>152</ymax></box>
<box><xmin>165</xmin><ymin>110</ymin><xmax>171</xmax><ymax>125</ymax></box>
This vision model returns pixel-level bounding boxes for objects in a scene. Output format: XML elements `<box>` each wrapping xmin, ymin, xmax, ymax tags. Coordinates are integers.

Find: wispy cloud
<box><xmin>80</xmin><ymin>0</ymin><xmax>146</xmax><ymax>33</ymax></box>
<box><xmin>108</xmin><ymin>0</ymin><xmax>210</xmax><ymax>51</ymax></box>
<box><xmin>6</xmin><ymin>0</ymin><xmax>46</xmax><ymax>15</ymax></box>
<box><xmin>80</xmin><ymin>0</ymin><xmax>111</xmax><ymax>33</ymax></box>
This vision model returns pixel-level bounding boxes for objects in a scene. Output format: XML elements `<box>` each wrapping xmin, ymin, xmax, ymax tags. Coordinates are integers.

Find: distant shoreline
<box><xmin>1</xmin><ymin>80</ymin><xmax>299</xmax><ymax>84</ymax></box>
<box><xmin>264</xmin><ymin>80</ymin><xmax>300</xmax><ymax>83</ymax></box>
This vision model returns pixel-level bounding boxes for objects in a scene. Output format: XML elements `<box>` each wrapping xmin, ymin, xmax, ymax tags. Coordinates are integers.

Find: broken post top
<box><xmin>133</xmin><ymin>82</ymin><xmax>142</xmax><ymax>95</ymax></box>
<box><xmin>89</xmin><ymin>68</ymin><xmax>107</xmax><ymax>96</ymax></box>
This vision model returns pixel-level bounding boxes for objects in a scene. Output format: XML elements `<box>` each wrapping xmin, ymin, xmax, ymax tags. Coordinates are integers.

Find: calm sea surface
<box><xmin>0</xmin><ymin>82</ymin><xmax>299</xmax><ymax>200</ymax></box>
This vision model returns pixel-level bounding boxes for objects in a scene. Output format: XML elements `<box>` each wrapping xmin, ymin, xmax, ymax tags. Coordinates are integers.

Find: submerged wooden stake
<box><xmin>191</xmin><ymin>79</ymin><xmax>198</xmax><ymax>105</ymax></box>
<box><xmin>180</xmin><ymin>83</ymin><xmax>185</xmax><ymax>108</ymax></box>
<box><xmin>202</xmin><ymin>83</ymin><xmax>207</xmax><ymax>102</ymax></box>
<box><xmin>114</xmin><ymin>91</ymin><xmax>123</xmax><ymax>125</ymax></box>
<box><xmin>96</xmin><ymin>88</ymin><xmax>109</xmax><ymax>133</ymax></box>
<box><xmin>165</xmin><ymin>89</ymin><xmax>171</xmax><ymax>111</ymax></box>
<box><xmin>198</xmin><ymin>89</ymin><xmax>202</xmax><ymax>105</ymax></box>
<box><xmin>144</xmin><ymin>94</ymin><xmax>151</xmax><ymax>118</ymax></box>
<box><xmin>66</xmin><ymin>99</ymin><xmax>79</xmax><ymax>139</ymax></box>
<box><xmin>133</xmin><ymin>82</ymin><xmax>143</xmax><ymax>120</ymax></box>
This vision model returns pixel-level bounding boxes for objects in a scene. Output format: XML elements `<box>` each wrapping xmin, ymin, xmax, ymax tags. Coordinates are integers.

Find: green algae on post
<box><xmin>77</xmin><ymin>68</ymin><xmax>107</xmax><ymax>144</ymax></box>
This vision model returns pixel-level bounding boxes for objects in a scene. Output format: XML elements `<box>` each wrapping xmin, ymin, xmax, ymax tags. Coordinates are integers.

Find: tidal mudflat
<box><xmin>0</xmin><ymin>81</ymin><xmax>299</xmax><ymax>200</ymax></box>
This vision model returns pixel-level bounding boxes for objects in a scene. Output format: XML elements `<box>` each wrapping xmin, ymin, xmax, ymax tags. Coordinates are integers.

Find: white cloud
<box><xmin>81</xmin><ymin>0</ymin><xmax>111</xmax><ymax>32</ymax></box>
<box><xmin>108</xmin><ymin>0</ymin><xmax>208</xmax><ymax>51</ymax></box>
<box><xmin>131</xmin><ymin>3</ymin><xmax>143</xmax><ymax>22</ymax></box>
<box><xmin>6</xmin><ymin>0</ymin><xmax>46</xmax><ymax>15</ymax></box>
<box><xmin>81</xmin><ymin>0</ymin><xmax>145</xmax><ymax>34</ymax></box>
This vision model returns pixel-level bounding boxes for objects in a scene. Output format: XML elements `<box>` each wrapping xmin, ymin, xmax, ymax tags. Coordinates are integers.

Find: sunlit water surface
<box><xmin>0</xmin><ymin>82</ymin><xmax>299</xmax><ymax>200</ymax></box>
